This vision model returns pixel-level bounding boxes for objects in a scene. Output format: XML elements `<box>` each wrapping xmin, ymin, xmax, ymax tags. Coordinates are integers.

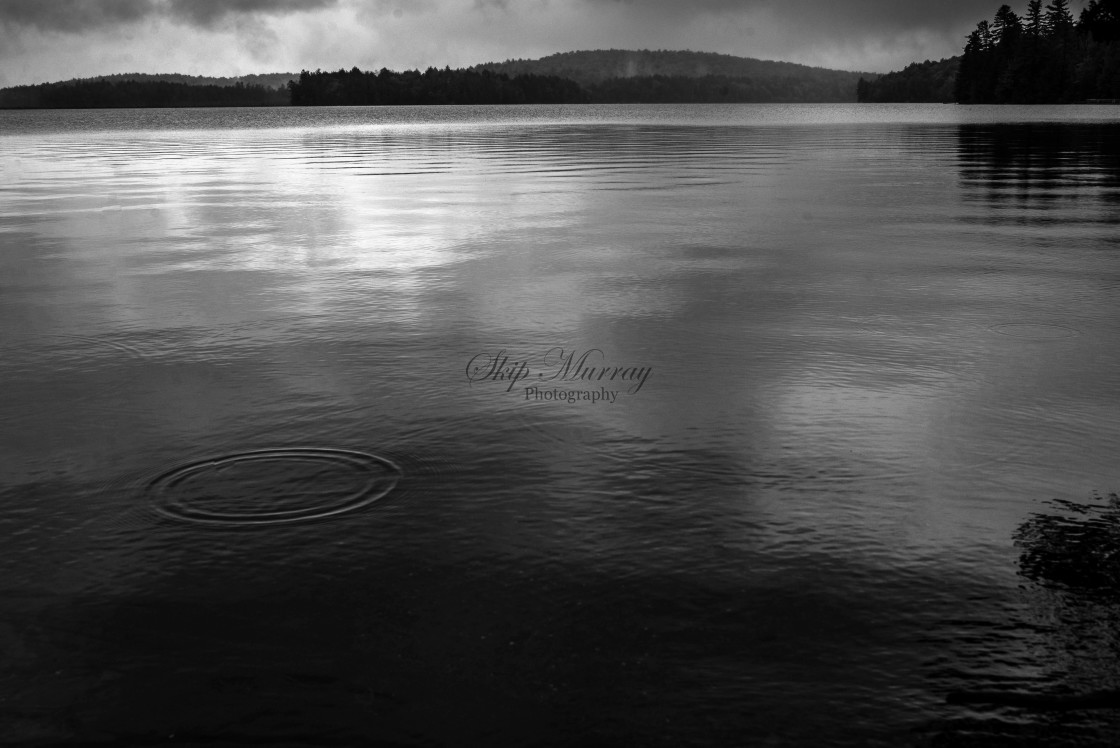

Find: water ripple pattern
<box><xmin>146</xmin><ymin>448</ymin><xmax>401</xmax><ymax>526</ymax></box>
<box><xmin>989</xmin><ymin>322</ymin><xmax>1081</xmax><ymax>339</ymax></box>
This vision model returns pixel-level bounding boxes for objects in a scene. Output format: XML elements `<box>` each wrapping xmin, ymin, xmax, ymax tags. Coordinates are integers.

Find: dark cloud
<box><xmin>582</xmin><ymin>0</ymin><xmax>992</xmax><ymax>34</ymax></box>
<box><xmin>0</xmin><ymin>0</ymin><xmax>155</xmax><ymax>33</ymax></box>
<box><xmin>165</xmin><ymin>0</ymin><xmax>340</xmax><ymax>28</ymax></box>
<box><xmin>0</xmin><ymin>0</ymin><xmax>340</xmax><ymax>33</ymax></box>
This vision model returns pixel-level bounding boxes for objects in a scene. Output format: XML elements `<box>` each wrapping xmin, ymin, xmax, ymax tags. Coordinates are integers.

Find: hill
<box><xmin>472</xmin><ymin>49</ymin><xmax>876</xmax><ymax>103</ymax></box>
<box><xmin>1</xmin><ymin>50</ymin><xmax>884</xmax><ymax>108</ymax></box>
<box><xmin>473</xmin><ymin>49</ymin><xmax>869</xmax><ymax>85</ymax></box>
<box><xmin>0</xmin><ymin>72</ymin><xmax>299</xmax><ymax>109</ymax></box>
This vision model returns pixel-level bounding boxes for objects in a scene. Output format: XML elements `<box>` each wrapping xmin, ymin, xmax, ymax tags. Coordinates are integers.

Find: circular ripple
<box><xmin>148</xmin><ymin>448</ymin><xmax>401</xmax><ymax>526</ymax></box>
<box><xmin>989</xmin><ymin>323</ymin><xmax>1080</xmax><ymax>340</ymax></box>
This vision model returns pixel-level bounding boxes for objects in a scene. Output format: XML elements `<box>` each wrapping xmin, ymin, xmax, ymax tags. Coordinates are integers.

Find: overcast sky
<box><xmin>0</xmin><ymin>0</ymin><xmax>1046</xmax><ymax>87</ymax></box>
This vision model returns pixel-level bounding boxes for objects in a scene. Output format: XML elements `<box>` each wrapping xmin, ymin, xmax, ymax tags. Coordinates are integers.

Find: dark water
<box><xmin>2</xmin><ymin>103</ymin><xmax>1120</xmax><ymax>746</ymax></box>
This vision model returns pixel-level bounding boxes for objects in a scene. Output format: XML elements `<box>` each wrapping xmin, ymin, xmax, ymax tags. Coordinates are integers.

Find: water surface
<box><xmin>2</xmin><ymin>103</ymin><xmax>1120</xmax><ymax>746</ymax></box>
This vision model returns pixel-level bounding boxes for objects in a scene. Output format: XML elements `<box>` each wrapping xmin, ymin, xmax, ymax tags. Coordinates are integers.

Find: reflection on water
<box><xmin>958</xmin><ymin>123</ymin><xmax>1120</xmax><ymax>228</ymax></box>
<box><xmin>2</xmin><ymin>104</ymin><xmax>1120</xmax><ymax>745</ymax></box>
<box><xmin>935</xmin><ymin>495</ymin><xmax>1120</xmax><ymax>742</ymax></box>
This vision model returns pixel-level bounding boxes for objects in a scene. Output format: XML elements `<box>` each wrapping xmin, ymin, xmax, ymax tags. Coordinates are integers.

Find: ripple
<box><xmin>49</xmin><ymin>333</ymin><xmax>150</xmax><ymax>358</ymax></box>
<box><xmin>988</xmin><ymin>323</ymin><xmax>1081</xmax><ymax>340</ymax></box>
<box><xmin>1</xmin><ymin>333</ymin><xmax>149</xmax><ymax>364</ymax></box>
<box><xmin>147</xmin><ymin>448</ymin><xmax>401</xmax><ymax>527</ymax></box>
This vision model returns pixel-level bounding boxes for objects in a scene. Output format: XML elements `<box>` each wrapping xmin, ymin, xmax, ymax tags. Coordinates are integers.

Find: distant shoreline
<box><xmin>0</xmin><ymin>51</ymin><xmax>871</xmax><ymax>109</ymax></box>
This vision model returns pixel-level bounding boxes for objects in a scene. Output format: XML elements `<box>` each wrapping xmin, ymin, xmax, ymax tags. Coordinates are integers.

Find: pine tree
<box><xmin>992</xmin><ymin>4</ymin><xmax>1022</xmax><ymax>46</ymax></box>
<box><xmin>976</xmin><ymin>19</ymin><xmax>995</xmax><ymax>50</ymax></box>
<box><xmin>957</xmin><ymin>23</ymin><xmax>997</xmax><ymax>102</ymax></box>
<box><xmin>1026</xmin><ymin>0</ymin><xmax>1045</xmax><ymax>36</ymax></box>
<box><xmin>1044</xmin><ymin>0</ymin><xmax>1075</xmax><ymax>36</ymax></box>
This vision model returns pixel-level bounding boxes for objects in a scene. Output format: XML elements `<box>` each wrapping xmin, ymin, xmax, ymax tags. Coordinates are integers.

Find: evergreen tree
<box><xmin>977</xmin><ymin>19</ymin><xmax>995</xmax><ymax>49</ymax></box>
<box><xmin>993</xmin><ymin>4</ymin><xmax>1023</xmax><ymax>46</ymax></box>
<box><xmin>1041</xmin><ymin>0</ymin><xmax>1077</xmax><ymax>99</ymax></box>
<box><xmin>1026</xmin><ymin>0</ymin><xmax>1045</xmax><ymax>36</ymax></box>
<box><xmin>1044</xmin><ymin>0</ymin><xmax>1075</xmax><ymax>36</ymax></box>
<box><xmin>958</xmin><ymin>26</ymin><xmax>990</xmax><ymax>103</ymax></box>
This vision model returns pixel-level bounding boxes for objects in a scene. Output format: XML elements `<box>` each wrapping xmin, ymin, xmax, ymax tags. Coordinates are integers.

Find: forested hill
<box><xmin>0</xmin><ymin>72</ymin><xmax>297</xmax><ymax>108</ymax></box>
<box><xmin>0</xmin><ymin>79</ymin><xmax>289</xmax><ymax>108</ymax></box>
<box><xmin>2</xmin><ymin>51</ymin><xmax>879</xmax><ymax>108</ymax></box>
<box><xmin>473</xmin><ymin>49</ymin><xmax>865</xmax><ymax>85</ymax></box>
<box><xmin>856</xmin><ymin>58</ymin><xmax>960</xmax><ymax>103</ymax></box>
<box><xmin>473</xmin><ymin>49</ymin><xmax>875</xmax><ymax>102</ymax></box>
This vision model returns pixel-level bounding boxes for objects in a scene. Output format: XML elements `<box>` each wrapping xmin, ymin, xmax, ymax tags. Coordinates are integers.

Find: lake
<box><xmin>2</xmin><ymin>103</ymin><xmax>1120</xmax><ymax>746</ymax></box>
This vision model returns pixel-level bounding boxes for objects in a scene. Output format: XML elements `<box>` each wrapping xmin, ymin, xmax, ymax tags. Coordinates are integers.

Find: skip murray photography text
<box><xmin>466</xmin><ymin>347</ymin><xmax>652</xmax><ymax>404</ymax></box>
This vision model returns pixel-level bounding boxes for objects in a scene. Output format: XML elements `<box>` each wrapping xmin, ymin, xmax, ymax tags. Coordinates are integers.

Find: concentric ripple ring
<box><xmin>147</xmin><ymin>448</ymin><xmax>402</xmax><ymax>526</ymax></box>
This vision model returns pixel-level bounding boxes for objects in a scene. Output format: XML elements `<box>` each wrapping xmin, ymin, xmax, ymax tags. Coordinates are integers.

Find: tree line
<box><xmin>859</xmin><ymin>0</ymin><xmax>1120</xmax><ymax>103</ymax></box>
<box><xmin>959</xmin><ymin>0</ymin><xmax>1120</xmax><ymax>102</ymax></box>
<box><xmin>286</xmin><ymin>66</ymin><xmax>864</xmax><ymax>105</ymax></box>
<box><xmin>856</xmin><ymin>58</ymin><xmax>959</xmax><ymax>103</ymax></box>
<box><xmin>0</xmin><ymin>79</ymin><xmax>288</xmax><ymax>108</ymax></box>
<box><xmin>288</xmin><ymin>67</ymin><xmax>586</xmax><ymax>105</ymax></box>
